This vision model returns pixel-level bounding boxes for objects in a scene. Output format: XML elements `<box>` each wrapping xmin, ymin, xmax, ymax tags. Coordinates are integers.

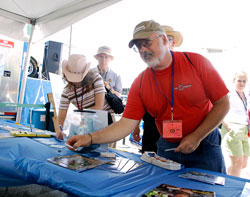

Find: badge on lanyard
<box><xmin>163</xmin><ymin>120</ymin><xmax>182</xmax><ymax>138</ymax></box>
<box><xmin>151</xmin><ymin>51</ymin><xmax>183</xmax><ymax>139</ymax></box>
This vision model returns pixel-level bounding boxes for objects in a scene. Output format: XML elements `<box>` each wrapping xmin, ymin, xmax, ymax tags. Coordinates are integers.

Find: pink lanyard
<box><xmin>74</xmin><ymin>86</ymin><xmax>84</xmax><ymax>110</ymax></box>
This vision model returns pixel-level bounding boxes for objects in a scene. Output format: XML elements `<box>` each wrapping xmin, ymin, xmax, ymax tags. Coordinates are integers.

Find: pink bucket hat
<box><xmin>62</xmin><ymin>54</ymin><xmax>90</xmax><ymax>83</ymax></box>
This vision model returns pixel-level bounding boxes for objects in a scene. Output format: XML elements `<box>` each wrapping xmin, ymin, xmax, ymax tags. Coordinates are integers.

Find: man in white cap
<box><xmin>133</xmin><ymin>25</ymin><xmax>183</xmax><ymax>153</ymax></box>
<box><xmin>93</xmin><ymin>46</ymin><xmax>122</xmax><ymax>98</ymax></box>
<box><xmin>57</xmin><ymin>54</ymin><xmax>111</xmax><ymax>139</ymax></box>
<box><xmin>66</xmin><ymin>20</ymin><xmax>229</xmax><ymax>173</ymax></box>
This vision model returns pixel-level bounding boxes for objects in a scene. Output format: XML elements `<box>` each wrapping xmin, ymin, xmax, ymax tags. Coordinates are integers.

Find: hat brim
<box><xmin>94</xmin><ymin>53</ymin><xmax>114</xmax><ymax>60</ymax></box>
<box><xmin>166</xmin><ymin>31</ymin><xmax>183</xmax><ymax>47</ymax></box>
<box><xmin>128</xmin><ymin>31</ymin><xmax>153</xmax><ymax>48</ymax></box>
<box><xmin>62</xmin><ymin>60</ymin><xmax>90</xmax><ymax>83</ymax></box>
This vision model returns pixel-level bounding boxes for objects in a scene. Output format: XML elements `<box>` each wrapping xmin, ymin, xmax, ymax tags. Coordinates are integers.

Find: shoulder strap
<box><xmin>183</xmin><ymin>52</ymin><xmax>209</xmax><ymax>98</ymax></box>
<box><xmin>183</xmin><ymin>52</ymin><xmax>193</xmax><ymax>66</ymax></box>
<box><xmin>183</xmin><ymin>52</ymin><xmax>199</xmax><ymax>74</ymax></box>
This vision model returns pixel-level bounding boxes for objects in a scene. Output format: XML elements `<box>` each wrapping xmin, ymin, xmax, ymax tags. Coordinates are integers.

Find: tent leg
<box><xmin>16</xmin><ymin>24</ymin><xmax>35</xmax><ymax>123</ymax></box>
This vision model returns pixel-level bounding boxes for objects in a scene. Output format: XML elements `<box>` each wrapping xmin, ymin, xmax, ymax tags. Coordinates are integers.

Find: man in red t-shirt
<box><xmin>66</xmin><ymin>20</ymin><xmax>229</xmax><ymax>173</ymax></box>
<box><xmin>132</xmin><ymin>25</ymin><xmax>184</xmax><ymax>153</ymax></box>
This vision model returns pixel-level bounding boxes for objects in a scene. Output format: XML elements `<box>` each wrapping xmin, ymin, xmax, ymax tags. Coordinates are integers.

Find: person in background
<box><xmin>66</xmin><ymin>20</ymin><xmax>229</xmax><ymax>173</ymax></box>
<box><xmin>93</xmin><ymin>46</ymin><xmax>122</xmax><ymax>99</ymax></box>
<box><xmin>56</xmin><ymin>54</ymin><xmax>111</xmax><ymax>139</ymax></box>
<box><xmin>93</xmin><ymin>46</ymin><xmax>122</xmax><ymax>147</ymax></box>
<box><xmin>221</xmin><ymin>71</ymin><xmax>250</xmax><ymax>177</ymax></box>
<box><xmin>132</xmin><ymin>25</ymin><xmax>183</xmax><ymax>153</ymax></box>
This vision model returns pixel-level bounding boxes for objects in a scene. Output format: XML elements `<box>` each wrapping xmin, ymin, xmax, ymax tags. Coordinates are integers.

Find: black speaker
<box><xmin>42</xmin><ymin>41</ymin><xmax>62</xmax><ymax>80</ymax></box>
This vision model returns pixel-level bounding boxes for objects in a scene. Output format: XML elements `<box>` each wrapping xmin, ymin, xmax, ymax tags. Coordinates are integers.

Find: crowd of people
<box><xmin>56</xmin><ymin>19</ymin><xmax>249</xmax><ymax>178</ymax></box>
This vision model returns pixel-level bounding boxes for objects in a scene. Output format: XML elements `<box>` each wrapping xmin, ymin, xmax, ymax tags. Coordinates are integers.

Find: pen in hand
<box><xmin>65</xmin><ymin>143</ymin><xmax>77</xmax><ymax>151</ymax></box>
<box><xmin>164</xmin><ymin>148</ymin><xmax>176</xmax><ymax>152</ymax></box>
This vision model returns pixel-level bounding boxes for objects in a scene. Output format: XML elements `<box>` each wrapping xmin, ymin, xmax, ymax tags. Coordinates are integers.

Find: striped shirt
<box><xmin>59</xmin><ymin>72</ymin><xmax>112</xmax><ymax>112</ymax></box>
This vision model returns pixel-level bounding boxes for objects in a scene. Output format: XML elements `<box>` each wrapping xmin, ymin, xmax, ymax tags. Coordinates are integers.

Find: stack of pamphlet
<box><xmin>140</xmin><ymin>152</ymin><xmax>182</xmax><ymax>170</ymax></box>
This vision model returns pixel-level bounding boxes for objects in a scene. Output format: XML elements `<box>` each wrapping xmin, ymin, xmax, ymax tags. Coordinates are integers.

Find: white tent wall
<box><xmin>0</xmin><ymin>0</ymin><xmax>122</xmax><ymax>122</ymax></box>
<box><xmin>0</xmin><ymin>0</ymin><xmax>121</xmax><ymax>42</ymax></box>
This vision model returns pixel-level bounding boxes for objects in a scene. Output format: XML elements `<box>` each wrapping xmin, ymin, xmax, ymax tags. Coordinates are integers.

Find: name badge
<box><xmin>163</xmin><ymin>120</ymin><xmax>182</xmax><ymax>138</ymax></box>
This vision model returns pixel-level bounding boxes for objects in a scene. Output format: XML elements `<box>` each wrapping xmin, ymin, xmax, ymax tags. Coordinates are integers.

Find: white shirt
<box><xmin>224</xmin><ymin>90</ymin><xmax>249</xmax><ymax>125</ymax></box>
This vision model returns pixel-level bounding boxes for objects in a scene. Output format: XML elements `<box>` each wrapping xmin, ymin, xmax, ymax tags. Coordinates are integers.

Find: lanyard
<box><xmin>74</xmin><ymin>86</ymin><xmax>84</xmax><ymax>111</ymax></box>
<box><xmin>236</xmin><ymin>91</ymin><xmax>247</xmax><ymax>112</ymax></box>
<box><xmin>103</xmin><ymin>70</ymin><xmax>108</xmax><ymax>81</ymax></box>
<box><xmin>98</xmin><ymin>66</ymin><xmax>109</xmax><ymax>81</ymax></box>
<box><xmin>151</xmin><ymin>51</ymin><xmax>175</xmax><ymax>120</ymax></box>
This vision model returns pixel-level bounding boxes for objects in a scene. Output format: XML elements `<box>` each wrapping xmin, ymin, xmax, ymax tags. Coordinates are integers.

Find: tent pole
<box><xmin>69</xmin><ymin>25</ymin><xmax>72</xmax><ymax>57</ymax></box>
<box><xmin>16</xmin><ymin>24</ymin><xmax>35</xmax><ymax>123</ymax></box>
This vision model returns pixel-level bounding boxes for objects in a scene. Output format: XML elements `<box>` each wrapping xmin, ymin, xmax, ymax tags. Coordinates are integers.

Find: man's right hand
<box><xmin>66</xmin><ymin>135</ymin><xmax>92</xmax><ymax>150</ymax></box>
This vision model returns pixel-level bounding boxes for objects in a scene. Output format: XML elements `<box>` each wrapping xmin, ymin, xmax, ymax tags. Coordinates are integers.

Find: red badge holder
<box><xmin>163</xmin><ymin>120</ymin><xmax>182</xmax><ymax>138</ymax></box>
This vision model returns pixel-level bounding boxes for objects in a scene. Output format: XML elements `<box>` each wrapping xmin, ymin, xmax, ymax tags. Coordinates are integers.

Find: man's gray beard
<box><xmin>146</xmin><ymin>39</ymin><xmax>167</xmax><ymax>68</ymax></box>
<box><xmin>147</xmin><ymin>58</ymin><xmax>160</xmax><ymax>68</ymax></box>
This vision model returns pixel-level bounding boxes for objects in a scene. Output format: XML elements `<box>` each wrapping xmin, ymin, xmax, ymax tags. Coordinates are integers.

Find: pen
<box><xmin>65</xmin><ymin>143</ymin><xmax>77</xmax><ymax>151</ymax></box>
<box><xmin>54</xmin><ymin>137</ymin><xmax>63</xmax><ymax>143</ymax></box>
<box><xmin>164</xmin><ymin>148</ymin><xmax>176</xmax><ymax>152</ymax></box>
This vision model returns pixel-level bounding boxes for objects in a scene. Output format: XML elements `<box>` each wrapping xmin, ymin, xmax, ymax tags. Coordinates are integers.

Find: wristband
<box><xmin>88</xmin><ymin>133</ymin><xmax>93</xmax><ymax>144</ymax></box>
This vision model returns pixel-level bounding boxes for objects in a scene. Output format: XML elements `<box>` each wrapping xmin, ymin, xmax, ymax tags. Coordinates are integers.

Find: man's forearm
<box><xmin>91</xmin><ymin>117</ymin><xmax>139</xmax><ymax>144</ymax></box>
<box><xmin>192</xmin><ymin>95</ymin><xmax>230</xmax><ymax>141</ymax></box>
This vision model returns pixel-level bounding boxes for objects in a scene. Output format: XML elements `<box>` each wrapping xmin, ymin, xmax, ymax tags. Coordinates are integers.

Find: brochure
<box><xmin>179</xmin><ymin>171</ymin><xmax>225</xmax><ymax>185</ymax></box>
<box><xmin>142</xmin><ymin>183</ymin><xmax>215</xmax><ymax>197</ymax></box>
<box><xmin>47</xmin><ymin>154</ymin><xmax>109</xmax><ymax>172</ymax></box>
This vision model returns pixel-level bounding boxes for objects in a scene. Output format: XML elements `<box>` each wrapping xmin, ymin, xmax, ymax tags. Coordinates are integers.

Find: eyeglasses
<box><xmin>237</xmin><ymin>80</ymin><xmax>247</xmax><ymax>83</ymax></box>
<box><xmin>133</xmin><ymin>35</ymin><xmax>162</xmax><ymax>52</ymax></box>
<box><xmin>97</xmin><ymin>54</ymin><xmax>110</xmax><ymax>59</ymax></box>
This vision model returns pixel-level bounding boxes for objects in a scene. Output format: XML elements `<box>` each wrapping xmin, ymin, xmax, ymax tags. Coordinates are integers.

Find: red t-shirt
<box><xmin>123</xmin><ymin>51</ymin><xmax>229</xmax><ymax>142</ymax></box>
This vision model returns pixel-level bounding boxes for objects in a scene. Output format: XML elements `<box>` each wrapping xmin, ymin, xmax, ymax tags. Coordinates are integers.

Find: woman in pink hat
<box><xmin>56</xmin><ymin>54</ymin><xmax>112</xmax><ymax>139</ymax></box>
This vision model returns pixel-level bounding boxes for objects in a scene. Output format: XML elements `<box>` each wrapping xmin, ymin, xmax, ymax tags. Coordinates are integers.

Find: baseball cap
<box><xmin>128</xmin><ymin>20</ymin><xmax>165</xmax><ymax>48</ymax></box>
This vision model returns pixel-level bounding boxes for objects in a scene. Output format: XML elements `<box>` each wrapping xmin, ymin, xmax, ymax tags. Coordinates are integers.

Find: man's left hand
<box><xmin>175</xmin><ymin>133</ymin><xmax>201</xmax><ymax>154</ymax></box>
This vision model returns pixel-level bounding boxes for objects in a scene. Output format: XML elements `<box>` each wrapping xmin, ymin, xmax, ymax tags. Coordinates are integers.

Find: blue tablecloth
<box><xmin>0</xmin><ymin>119</ymin><xmax>249</xmax><ymax>196</ymax></box>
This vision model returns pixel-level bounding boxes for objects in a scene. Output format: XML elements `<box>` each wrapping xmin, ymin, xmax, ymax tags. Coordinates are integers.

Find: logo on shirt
<box><xmin>174</xmin><ymin>84</ymin><xmax>192</xmax><ymax>91</ymax></box>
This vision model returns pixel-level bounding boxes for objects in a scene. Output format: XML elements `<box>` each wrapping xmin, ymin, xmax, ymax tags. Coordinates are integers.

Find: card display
<box><xmin>101</xmin><ymin>156</ymin><xmax>143</xmax><ymax>174</ymax></box>
<box><xmin>179</xmin><ymin>171</ymin><xmax>225</xmax><ymax>185</ymax></box>
<box><xmin>141</xmin><ymin>152</ymin><xmax>182</xmax><ymax>170</ymax></box>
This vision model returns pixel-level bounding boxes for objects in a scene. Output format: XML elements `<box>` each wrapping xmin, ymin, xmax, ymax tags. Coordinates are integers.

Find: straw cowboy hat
<box><xmin>162</xmin><ymin>25</ymin><xmax>183</xmax><ymax>47</ymax></box>
<box><xmin>62</xmin><ymin>54</ymin><xmax>90</xmax><ymax>83</ymax></box>
<box><xmin>94</xmin><ymin>46</ymin><xmax>114</xmax><ymax>60</ymax></box>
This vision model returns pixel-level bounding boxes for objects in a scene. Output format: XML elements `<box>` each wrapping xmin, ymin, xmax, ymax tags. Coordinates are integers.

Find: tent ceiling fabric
<box><xmin>0</xmin><ymin>0</ymin><xmax>121</xmax><ymax>42</ymax></box>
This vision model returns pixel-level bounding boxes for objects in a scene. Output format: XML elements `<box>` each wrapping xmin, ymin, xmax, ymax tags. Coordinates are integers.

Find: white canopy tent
<box><xmin>0</xmin><ymin>0</ymin><xmax>121</xmax><ymax>122</ymax></box>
